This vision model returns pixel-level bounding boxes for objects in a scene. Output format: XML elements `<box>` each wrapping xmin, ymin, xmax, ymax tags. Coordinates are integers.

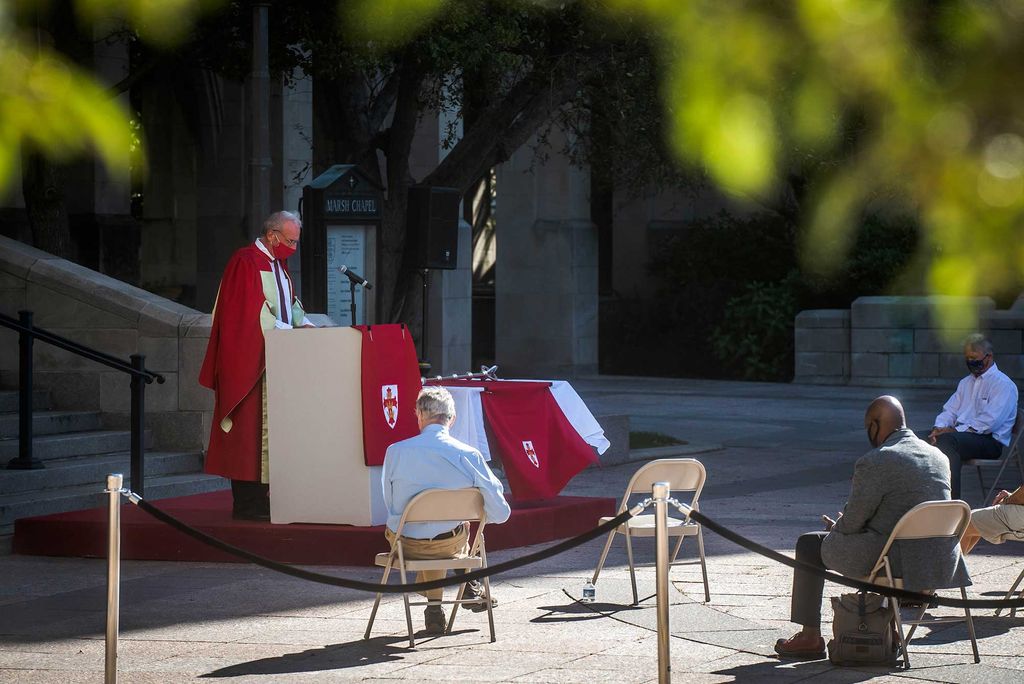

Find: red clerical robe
<box><xmin>199</xmin><ymin>243</ymin><xmax>305</xmax><ymax>482</ymax></box>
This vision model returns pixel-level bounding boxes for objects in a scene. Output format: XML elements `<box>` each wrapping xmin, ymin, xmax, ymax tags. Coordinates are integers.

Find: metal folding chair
<box><xmin>592</xmin><ymin>458</ymin><xmax>710</xmax><ymax>605</ymax></box>
<box><xmin>364</xmin><ymin>488</ymin><xmax>494</xmax><ymax>647</ymax></box>
<box><xmin>863</xmin><ymin>500</ymin><xmax>978</xmax><ymax>669</ymax></box>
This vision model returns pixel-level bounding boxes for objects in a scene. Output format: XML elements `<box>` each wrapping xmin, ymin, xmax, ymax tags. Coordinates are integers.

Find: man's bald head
<box><xmin>864</xmin><ymin>395</ymin><xmax>906</xmax><ymax>447</ymax></box>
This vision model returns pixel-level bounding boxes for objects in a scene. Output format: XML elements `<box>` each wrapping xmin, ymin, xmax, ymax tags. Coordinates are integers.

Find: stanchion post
<box><xmin>105</xmin><ymin>474</ymin><xmax>123</xmax><ymax>684</ymax></box>
<box><xmin>653</xmin><ymin>481</ymin><xmax>671</xmax><ymax>684</ymax></box>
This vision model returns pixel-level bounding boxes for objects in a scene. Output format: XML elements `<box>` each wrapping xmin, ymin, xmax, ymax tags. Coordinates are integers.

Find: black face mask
<box><xmin>966</xmin><ymin>358</ymin><xmax>987</xmax><ymax>375</ymax></box>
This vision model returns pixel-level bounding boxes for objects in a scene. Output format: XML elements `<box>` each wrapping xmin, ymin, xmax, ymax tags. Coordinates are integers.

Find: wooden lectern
<box><xmin>264</xmin><ymin>327</ymin><xmax>387</xmax><ymax>525</ymax></box>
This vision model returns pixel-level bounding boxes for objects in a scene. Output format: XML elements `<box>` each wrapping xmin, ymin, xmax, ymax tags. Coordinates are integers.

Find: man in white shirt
<box><xmin>382</xmin><ymin>386</ymin><xmax>512</xmax><ymax>633</ymax></box>
<box><xmin>927</xmin><ymin>334</ymin><xmax>1018</xmax><ymax>499</ymax></box>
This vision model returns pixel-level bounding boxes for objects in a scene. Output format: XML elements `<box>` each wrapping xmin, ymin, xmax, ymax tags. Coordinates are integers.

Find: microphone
<box><xmin>338</xmin><ymin>265</ymin><xmax>372</xmax><ymax>289</ymax></box>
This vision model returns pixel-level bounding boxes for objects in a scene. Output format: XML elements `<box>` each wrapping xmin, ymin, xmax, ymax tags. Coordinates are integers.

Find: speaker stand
<box><xmin>418</xmin><ymin>268</ymin><xmax>431</xmax><ymax>370</ymax></box>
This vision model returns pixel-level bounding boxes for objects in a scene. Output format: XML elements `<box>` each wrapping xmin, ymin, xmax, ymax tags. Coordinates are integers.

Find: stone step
<box><xmin>0</xmin><ymin>411</ymin><xmax>101</xmax><ymax>438</ymax></box>
<box><xmin>0</xmin><ymin>451</ymin><xmax>204</xmax><ymax>495</ymax></box>
<box><xmin>0</xmin><ymin>391</ymin><xmax>50</xmax><ymax>413</ymax></box>
<box><xmin>0</xmin><ymin>429</ymin><xmax>153</xmax><ymax>462</ymax></box>
<box><xmin>1</xmin><ymin>471</ymin><xmax>228</xmax><ymax>532</ymax></box>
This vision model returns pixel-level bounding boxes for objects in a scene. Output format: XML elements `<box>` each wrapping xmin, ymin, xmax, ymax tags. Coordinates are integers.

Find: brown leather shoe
<box><xmin>774</xmin><ymin>631</ymin><xmax>826</xmax><ymax>660</ymax></box>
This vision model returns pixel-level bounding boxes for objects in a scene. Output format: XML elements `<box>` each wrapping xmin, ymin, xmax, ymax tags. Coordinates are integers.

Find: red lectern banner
<box><xmin>479</xmin><ymin>382</ymin><xmax>598</xmax><ymax>500</ymax></box>
<box><xmin>355</xmin><ymin>324</ymin><xmax>421</xmax><ymax>466</ymax></box>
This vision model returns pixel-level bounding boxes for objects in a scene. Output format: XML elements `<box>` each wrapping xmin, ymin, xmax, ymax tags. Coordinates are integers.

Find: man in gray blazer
<box><xmin>775</xmin><ymin>395</ymin><xmax>969</xmax><ymax>659</ymax></box>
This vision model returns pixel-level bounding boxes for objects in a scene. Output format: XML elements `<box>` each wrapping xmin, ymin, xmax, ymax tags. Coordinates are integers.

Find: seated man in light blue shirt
<box><xmin>382</xmin><ymin>386</ymin><xmax>511</xmax><ymax>634</ymax></box>
<box><xmin>926</xmin><ymin>334</ymin><xmax>1018</xmax><ymax>498</ymax></box>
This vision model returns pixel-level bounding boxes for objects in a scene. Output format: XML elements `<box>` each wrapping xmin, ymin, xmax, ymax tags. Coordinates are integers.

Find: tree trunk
<box><xmin>22</xmin><ymin>150</ymin><xmax>73</xmax><ymax>259</ymax></box>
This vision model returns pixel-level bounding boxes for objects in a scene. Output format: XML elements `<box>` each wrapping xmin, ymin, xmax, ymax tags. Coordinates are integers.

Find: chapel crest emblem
<box><xmin>523</xmin><ymin>440</ymin><xmax>539</xmax><ymax>468</ymax></box>
<box><xmin>382</xmin><ymin>385</ymin><xmax>399</xmax><ymax>429</ymax></box>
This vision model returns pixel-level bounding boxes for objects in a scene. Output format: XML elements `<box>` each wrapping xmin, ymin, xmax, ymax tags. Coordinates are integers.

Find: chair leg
<box><xmin>482</xmin><ymin>575</ymin><xmax>497</xmax><ymax>643</ymax></box>
<box><xmin>903</xmin><ymin>599</ymin><xmax>929</xmax><ymax>643</ymax></box>
<box><xmin>984</xmin><ymin>459</ymin><xmax>1012</xmax><ymax>506</ymax></box>
<box><xmin>398</xmin><ymin>565</ymin><xmax>416</xmax><ymax>648</ymax></box>
<box><xmin>976</xmin><ymin>466</ymin><xmax>987</xmax><ymax>503</ymax></box>
<box><xmin>669</xmin><ymin>535</ymin><xmax>685</xmax><ymax>564</ymax></box>
<box><xmin>697</xmin><ymin>526</ymin><xmax>710</xmax><ymax>604</ymax></box>
<box><xmin>592</xmin><ymin>529</ymin><xmax>618</xmax><ymax>584</ymax></box>
<box><xmin>364</xmin><ymin>592</ymin><xmax>384</xmax><ymax>640</ymax></box>
<box><xmin>364</xmin><ymin>561</ymin><xmax>395</xmax><ymax>640</ymax></box>
<box><xmin>892</xmin><ymin>599</ymin><xmax>910</xmax><ymax>669</ymax></box>
<box><xmin>446</xmin><ymin>578</ymin><xmax>466</xmax><ymax>634</ymax></box>
<box><xmin>625</xmin><ymin>528</ymin><xmax>639</xmax><ymax>605</ymax></box>
<box><xmin>997</xmin><ymin>566</ymin><xmax>1024</xmax><ymax>618</ymax></box>
<box><xmin>402</xmin><ymin>593</ymin><xmax>417</xmax><ymax>648</ymax></box>
<box><xmin>962</xmin><ymin>586</ymin><xmax>980</xmax><ymax>664</ymax></box>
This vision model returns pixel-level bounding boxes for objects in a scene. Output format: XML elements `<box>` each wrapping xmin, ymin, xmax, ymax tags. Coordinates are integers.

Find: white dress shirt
<box><xmin>934</xmin><ymin>362</ymin><xmax>1018</xmax><ymax>446</ymax></box>
<box><xmin>254</xmin><ymin>239</ymin><xmax>311</xmax><ymax>328</ymax></box>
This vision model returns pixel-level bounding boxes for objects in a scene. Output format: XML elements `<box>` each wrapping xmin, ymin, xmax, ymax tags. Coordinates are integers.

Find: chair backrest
<box><xmin>396</xmin><ymin>488</ymin><xmax>486</xmax><ymax>529</ymax></box>
<box><xmin>1006</xmin><ymin>408</ymin><xmax>1024</xmax><ymax>451</ymax></box>
<box><xmin>873</xmin><ymin>500</ymin><xmax>971</xmax><ymax>567</ymax></box>
<box><xmin>619</xmin><ymin>458</ymin><xmax>707</xmax><ymax>511</ymax></box>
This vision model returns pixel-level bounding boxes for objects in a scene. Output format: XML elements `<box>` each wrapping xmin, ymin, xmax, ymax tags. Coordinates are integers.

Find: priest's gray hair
<box><xmin>261</xmin><ymin>210</ymin><xmax>301</xmax><ymax>238</ymax></box>
<box><xmin>416</xmin><ymin>386</ymin><xmax>455</xmax><ymax>422</ymax></box>
<box><xmin>964</xmin><ymin>333</ymin><xmax>993</xmax><ymax>355</ymax></box>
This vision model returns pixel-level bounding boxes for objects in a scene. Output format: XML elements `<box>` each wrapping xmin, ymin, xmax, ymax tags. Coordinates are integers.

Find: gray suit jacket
<box><xmin>821</xmin><ymin>428</ymin><xmax>971</xmax><ymax>591</ymax></box>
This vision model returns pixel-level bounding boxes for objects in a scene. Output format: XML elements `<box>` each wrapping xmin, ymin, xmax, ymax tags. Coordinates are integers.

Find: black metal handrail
<box><xmin>1</xmin><ymin>310</ymin><xmax>165</xmax><ymax>496</ymax></box>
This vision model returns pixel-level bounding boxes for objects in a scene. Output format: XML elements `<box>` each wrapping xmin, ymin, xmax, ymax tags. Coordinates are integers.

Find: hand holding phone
<box><xmin>821</xmin><ymin>514</ymin><xmax>836</xmax><ymax>531</ymax></box>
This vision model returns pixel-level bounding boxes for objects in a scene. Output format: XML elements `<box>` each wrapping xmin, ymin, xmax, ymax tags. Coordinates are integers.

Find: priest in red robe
<box><xmin>199</xmin><ymin>210</ymin><xmax>312</xmax><ymax>519</ymax></box>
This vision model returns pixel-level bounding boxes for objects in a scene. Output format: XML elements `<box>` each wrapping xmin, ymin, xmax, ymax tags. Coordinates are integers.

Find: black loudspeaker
<box><xmin>407</xmin><ymin>185</ymin><xmax>460</xmax><ymax>270</ymax></box>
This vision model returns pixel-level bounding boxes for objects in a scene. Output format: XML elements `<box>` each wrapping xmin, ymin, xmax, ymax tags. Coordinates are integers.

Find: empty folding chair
<box><xmin>592</xmin><ymin>458</ymin><xmax>710</xmax><ymax>605</ymax></box>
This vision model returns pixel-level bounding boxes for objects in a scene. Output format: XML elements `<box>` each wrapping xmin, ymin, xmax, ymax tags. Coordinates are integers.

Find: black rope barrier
<box><xmin>131</xmin><ymin>497</ymin><xmax>632</xmax><ymax>593</ymax></box>
<box><xmin>686</xmin><ymin>508</ymin><xmax>1024</xmax><ymax>610</ymax></box>
<box><xmin>127</xmin><ymin>492</ymin><xmax>1024</xmax><ymax>610</ymax></box>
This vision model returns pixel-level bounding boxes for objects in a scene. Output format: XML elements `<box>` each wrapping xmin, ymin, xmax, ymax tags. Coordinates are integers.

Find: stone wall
<box><xmin>795</xmin><ymin>296</ymin><xmax>1024</xmax><ymax>386</ymax></box>
<box><xmin>0</xmin><ymin>235</ymin><xmax>213</xmax><ymax>451</ymax></box>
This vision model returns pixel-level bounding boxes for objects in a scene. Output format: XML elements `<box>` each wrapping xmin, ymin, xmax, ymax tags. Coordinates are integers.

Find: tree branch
<box><xmin>421</xmin><ymin>52</ymin><xmax>606</xmax><ymax>193</ymax></box>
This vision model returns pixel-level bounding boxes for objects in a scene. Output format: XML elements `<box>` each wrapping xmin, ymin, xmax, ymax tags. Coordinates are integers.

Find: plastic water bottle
<box><xmin>581</xmin><ymin>581</ymin><xmax>596</xmax><ymax>603</ymax></box>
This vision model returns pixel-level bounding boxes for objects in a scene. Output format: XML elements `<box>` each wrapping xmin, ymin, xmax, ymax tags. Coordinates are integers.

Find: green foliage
<box><xmin>599</xmin><ymin>0</ymin><xmax>1024</xmax><ymax>330</ymax></box>
<box><xmin>610</xmin><ymin>209</ymin><xmax>920</xmax><ymax>381</ymax></box>
<box><xmin>711</xmin><ymin>275</ymin><xmax>799</xmax><ymax>382</ymax></box>
<box><xmin>0</xmin><ymin>1</ymin><xmax>223</xmax><ymax>195</ymax></box>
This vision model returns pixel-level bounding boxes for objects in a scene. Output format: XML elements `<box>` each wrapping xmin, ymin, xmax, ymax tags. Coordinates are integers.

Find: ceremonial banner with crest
<box><xmin>355</xmin><ymin>324</ymin><xmax>421</xmax><ymax>466</ymax></box>
<box><xmin>479</xmin><ymin>382</ymin><xmax>598</xmax><ymax>500</ymax></box>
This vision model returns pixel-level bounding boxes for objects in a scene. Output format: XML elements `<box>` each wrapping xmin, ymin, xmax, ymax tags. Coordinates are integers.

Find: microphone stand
<box><xmin>349</xmin><ymin>279</ymin><xmax>358</xmax><ymax>326</ymax></box>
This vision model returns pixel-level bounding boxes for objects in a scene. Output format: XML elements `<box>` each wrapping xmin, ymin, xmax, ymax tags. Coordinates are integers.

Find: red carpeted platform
<box><xmin>12</xmin><ymin>490</ymin><xmax>616</xmax><ymax>566</ymax></box>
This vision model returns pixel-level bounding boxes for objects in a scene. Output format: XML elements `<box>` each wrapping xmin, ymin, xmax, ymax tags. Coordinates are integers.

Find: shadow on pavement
<box><xmin>199</xmin><ymin>632</ymin><xmax>476</xmax><ymax>677</ymax></box>
<box><xmin>531</xmin><ymin>600</ymin><xmax>644</xmax><ymax>623</ymax></box>
<box><xmin>711</xmin><ymin>658</ymin><xmax>893</xmax><ymax>682</ymax></box>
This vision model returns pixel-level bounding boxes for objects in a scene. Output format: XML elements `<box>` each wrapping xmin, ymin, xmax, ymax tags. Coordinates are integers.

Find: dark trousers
<box><xmin>933</xmin><ymin>431</ymin><xmax>1002</xmax><ymax>499</ymax></box>
<box><xmin>231</xmin><ymin>479</ymin><xmax>270</xmax><ymax>515</ymax></box>
<box><xmin>791</xmin><ymin>531</ymin><xmax>828</xmax><ymax>628</ymax></box>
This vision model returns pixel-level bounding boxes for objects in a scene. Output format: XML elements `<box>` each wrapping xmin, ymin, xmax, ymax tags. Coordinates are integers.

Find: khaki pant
<box><xmin>385</xmin><ymin>525</ymin><xmax>470</xmax><ymax>602</ymax></box>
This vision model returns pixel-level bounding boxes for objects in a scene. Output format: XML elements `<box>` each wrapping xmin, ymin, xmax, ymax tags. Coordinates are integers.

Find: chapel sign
<box><xmin>301</xmin><ymin>165</ymin><xmax>384</xmax><ymax>318</ymax></box>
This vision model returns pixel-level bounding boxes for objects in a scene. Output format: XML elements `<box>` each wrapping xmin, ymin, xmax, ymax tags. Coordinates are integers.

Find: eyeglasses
<box><xmin>273</xmin><ymin>230</ymin><xmax>298</xmax><ymax>247</ymax></box>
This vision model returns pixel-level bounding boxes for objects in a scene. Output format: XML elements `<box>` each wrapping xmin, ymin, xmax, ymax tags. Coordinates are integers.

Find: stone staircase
<box><xmin>0</xmin><ymin>388</ymin><xmax>226</xmax><ymax>536</ymax></box>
